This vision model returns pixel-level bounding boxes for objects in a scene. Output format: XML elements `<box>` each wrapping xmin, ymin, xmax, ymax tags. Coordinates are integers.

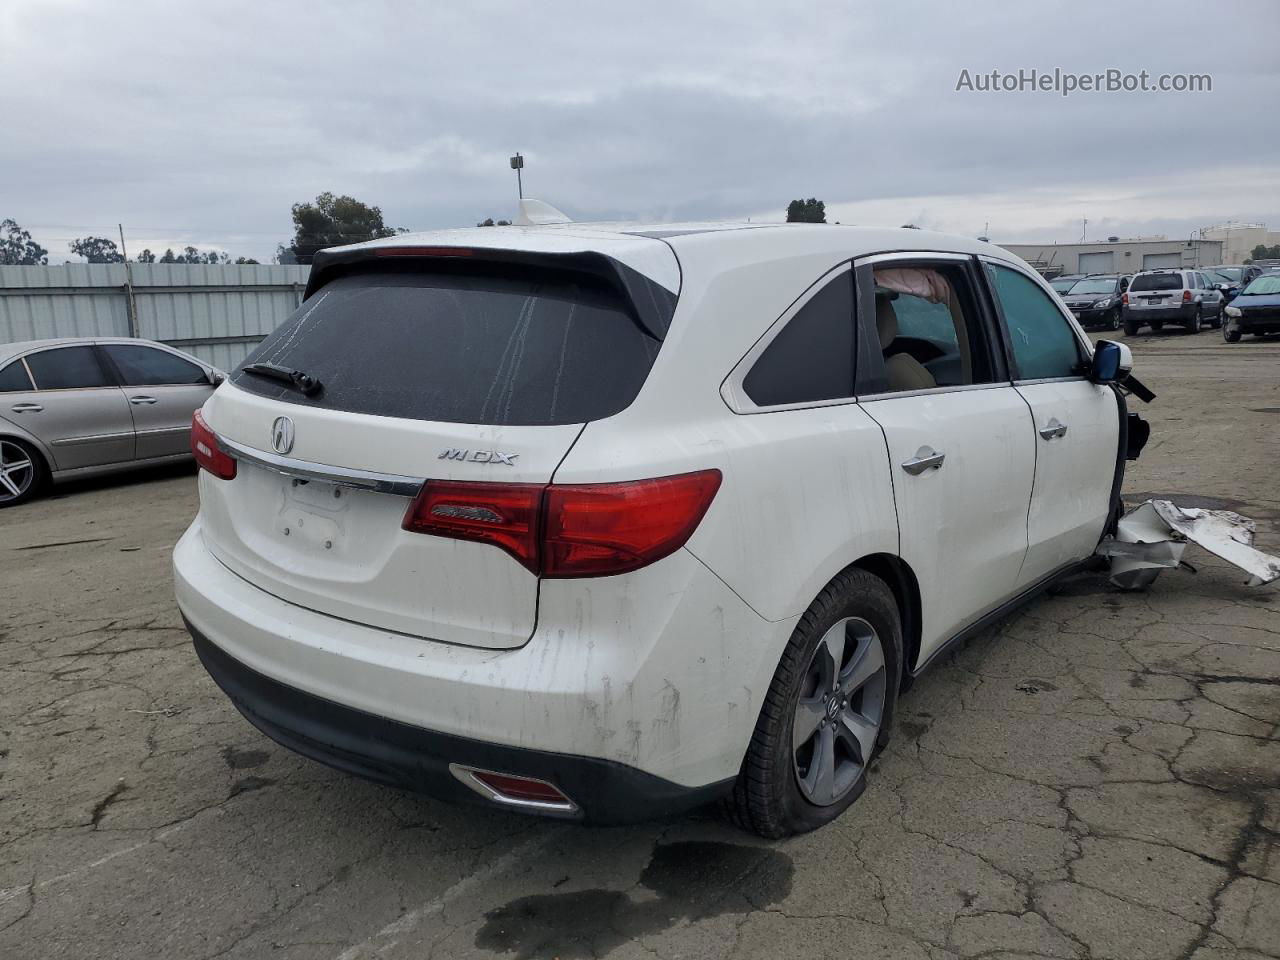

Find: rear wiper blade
<box><xmin>241</xmin><ymin>362</ymin><xmax>323</xmax><ymax>397</ymax></box>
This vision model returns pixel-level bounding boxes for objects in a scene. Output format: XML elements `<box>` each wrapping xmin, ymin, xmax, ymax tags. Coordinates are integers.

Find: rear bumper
<box><xmin>189</xmin><ymin>621</ymin><xmax>730</xmax><ymax>823</ymax></box>
<box><xmin>174</xmin><ymin>515</ymin><xmax>782</xmax><ymax>812</ymax></box>
<box><xmin>1125</xmin><ymin>304</ymin><xmax>1195</xmax><ymax>324</ymax></box>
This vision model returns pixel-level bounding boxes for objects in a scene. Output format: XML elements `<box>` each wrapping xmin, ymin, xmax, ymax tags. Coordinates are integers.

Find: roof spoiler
<box><xmin>302</xmin><ymin>245</ymin><xmax>677</xmax><ymax>340</ymax></box>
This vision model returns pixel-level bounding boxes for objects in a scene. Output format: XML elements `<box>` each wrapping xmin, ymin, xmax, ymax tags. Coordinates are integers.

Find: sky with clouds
<box><xmin>2</xmin><ymin>0</ymin><xmax>1277</xmax><ymax>263</ymax></box>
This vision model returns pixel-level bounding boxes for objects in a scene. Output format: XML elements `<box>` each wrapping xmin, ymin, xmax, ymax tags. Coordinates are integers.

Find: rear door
<box><xmin>6</xmin><ymin>345</ymin><xmax>135</xmax><ymax>470</ymax></box>
<box><xmin>100</xmin><ymin>343</ymin><xmax>214</xmax><ymax>459</ymax></box>
<box><xmin>854</xmin><ymin>254</ymin><xmax>1034</xmax><ymax>667</ymax></box>
<box><xmin>982</xmin><ymin>259</ymin><xmax>1118</xmax><ymax>586</ymax></box>
<box><xmin>198</xmin><ymin>254</ymin><xmax>675</xmax><ymax>649</ymax></box>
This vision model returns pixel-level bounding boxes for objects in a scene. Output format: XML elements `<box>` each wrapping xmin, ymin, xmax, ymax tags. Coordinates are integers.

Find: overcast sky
<box><xmin>2</xmin><ymin>0</ymin><xmax>1277</xmax><ymax>263</ymax></box>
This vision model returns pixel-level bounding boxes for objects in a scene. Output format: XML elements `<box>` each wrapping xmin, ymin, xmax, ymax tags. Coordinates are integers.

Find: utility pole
<box><xmin>118</xmin><ymin>223</ymin><xmax>139</xmax><ymax>338</ymax></box>
<box><xmin>510</xmin><ymin>152</ymin><xmax>524</xmax><ymax>199</ymax></box>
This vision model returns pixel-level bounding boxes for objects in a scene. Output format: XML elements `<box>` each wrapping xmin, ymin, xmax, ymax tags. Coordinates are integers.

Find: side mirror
<box><xmin>210</xmin><ymin>371</ymin><xmax>226</xmax><ymax>386</ymax></box>
<box><xmin>1090</xmin><ymin>339</ymin><xmax>1132</xmax><ymax>383</ymax></box>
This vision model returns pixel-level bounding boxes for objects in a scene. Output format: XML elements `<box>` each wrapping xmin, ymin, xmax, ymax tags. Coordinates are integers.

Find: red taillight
<box><xmin>1182</xmin><ymin>289</ymin><xmax>1192</xmax><ymax>302</ymax></box>
<box><xmin>191</xmin><ymin>410</ymin><xmax>236</xmax><ymax>480</ymax></box>
<box><xmin>400</xmin><ymin>470</ymin><xmax>722</xmax><ymax>578</ymax></box>
<box><xmin>543</xmin><ymin>471</ymin><xmax>723</xmax><ymax>577</ymax></box>
<box><xmin>1122</xmin><ymin>292</ymin><xmax>1129</xmax><ymax>305</ymax></box>
<box><xmin>401</xmin><ymin>480</ymin><xmax>543</xmax><ymax>573</ymax></box>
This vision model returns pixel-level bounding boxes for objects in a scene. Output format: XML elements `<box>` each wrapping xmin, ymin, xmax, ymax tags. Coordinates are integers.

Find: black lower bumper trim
<box><xmin>186</xmin><ymin>621</ymin><xmax>732</xmax><ymax>824</ymax></box>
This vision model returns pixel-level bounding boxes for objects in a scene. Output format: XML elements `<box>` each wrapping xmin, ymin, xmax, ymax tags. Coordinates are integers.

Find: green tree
<box><xmin>234</xmin><ymin>256</ymin><xmax>260</xmax><ymax>264</ymax></box>
<box><xmin>135</xmin><ymin>249</ymin><xmax>156</xmax><ymax>263</ymax></box>
<box><xmin>786</xmin><ymin>198</ymin><xmax>826</xmax><ymax>223</ymax></box>
<box><xmin>1249</xmin><ymin>243</ymin><xmax>1280</xmax><ymax>262</ymax></box>
<box><xmin>0</xmin><ymin>218</ymin><xmax>49</xmax><ymax>265</ymax></box>
<box><xmin>284</xmin><ymin>192</ymin><xmax>405</xmax><ymax>263</ymax></box>
<box><xmin>69</xmin><ymin>236</ymin><xmax>125</xmax><ymax>263</ymax></box>
<box><xmin>477</xmin><ymin>218</ymin><xmax>512</xmax><ymax>227</ymax></box>
<box><xmin>158</xmin><ymin>246</ymin><xmax>229</xmax><ymax>264</ymax></box>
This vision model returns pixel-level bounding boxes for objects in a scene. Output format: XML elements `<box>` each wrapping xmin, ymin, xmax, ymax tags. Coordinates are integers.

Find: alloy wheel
<box><xmin>792</xmin><ymin>616</ymin><xmax>887</xmax><ymax>806</ymax></box>
<box><xmin>0</xmin><ymin>440</ymin><xmax>35</xmax><ymax>503</ymax></box>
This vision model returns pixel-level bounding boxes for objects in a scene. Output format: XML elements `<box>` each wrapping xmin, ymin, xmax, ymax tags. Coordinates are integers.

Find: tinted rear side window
<box><xmin>26</xmin><ymin>346</ymin><xmax>114</xmax><ymax>390</ymax></box>
<box><xmin>232</xmin><ymin>269</ymin><xmax>663</xmax><ymax>426</ymax></box>
<box><xmin>743</xmin><ymin>272</ymin><xmax>854</xmax><ymax>406</ymax></box>
<box><xmin>0</xmin><ymin>361</ymin><xmax>33</xmax><ymax>392</ymax></box>
<box><xmin>1130</xmin><ymin>274</ymin><xmax>1183</xmax><ymax>292</ymax></box>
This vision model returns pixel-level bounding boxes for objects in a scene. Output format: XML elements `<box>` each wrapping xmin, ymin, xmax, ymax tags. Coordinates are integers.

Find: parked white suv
<box><xmin>174</xmin><ymin>222</ymin><xmax>1143</xmax><ymax>837</ymax></box>
<box><xmin>1122</xmin><ymin>268</ymin><xmax>1224</xmax><ymax>336</ymax></box>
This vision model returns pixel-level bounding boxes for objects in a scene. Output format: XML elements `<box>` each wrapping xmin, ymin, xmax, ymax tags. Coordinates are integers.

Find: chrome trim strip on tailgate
<box><xmin>217</xmin><ymin>437</ymin><xmax>424</xmax><ymax>497</ymax></box>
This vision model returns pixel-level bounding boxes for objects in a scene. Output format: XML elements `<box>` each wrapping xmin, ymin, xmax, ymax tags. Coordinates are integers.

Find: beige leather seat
<box><xmin>875</xmin><ymin>297</ymin><xmax>936</xmax><ymax>392</ymax></box>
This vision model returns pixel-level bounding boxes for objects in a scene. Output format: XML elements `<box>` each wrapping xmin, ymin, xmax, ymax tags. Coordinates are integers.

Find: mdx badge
<box><xmin>271</xmin><ymin>416</ymin><xmax>295</xmax><ymax>455</ymax></box>
<box><xmin>438</xmin><ymin>448</ymin><xmax>518</xmax><ymax>465</ymax></box>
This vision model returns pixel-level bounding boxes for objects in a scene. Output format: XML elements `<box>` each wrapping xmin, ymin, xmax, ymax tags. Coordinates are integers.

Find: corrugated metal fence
<box><xmin>0</xmin><ymin>263</ymin><xmax>312</xmax><ymax>370</ymax></box>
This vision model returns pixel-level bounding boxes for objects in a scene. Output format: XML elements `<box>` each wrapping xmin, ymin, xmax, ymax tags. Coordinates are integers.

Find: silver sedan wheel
<box><xmin>0</xmin><ymin>439</ymin><xmax>35</xmax><ymax>503</ymax></box>
<box><xmin>792</xmin><ymin>616</ymin><xmax>888</xmax><ymax>806</ymax></box>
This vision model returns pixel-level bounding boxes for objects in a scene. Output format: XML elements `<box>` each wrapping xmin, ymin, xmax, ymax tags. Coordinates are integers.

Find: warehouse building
<box><xmin>998</xmin><ymin>237</ymin><xmax>1224</xmax><ymax>277</ymax></box>
<box><xmin>1200</xmin><ymin>222</ymin><xmax>1280</xmax><ymax>265</ymax></box>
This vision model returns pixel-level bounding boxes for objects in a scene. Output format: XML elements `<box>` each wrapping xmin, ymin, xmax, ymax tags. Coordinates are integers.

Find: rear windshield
<box><xmin>1130</xmin><ymin>274</ymin><xmax>1183</xmax><ymax>292</ymax></box>
<box><xmin>232</xmin><ymin>267</ymin><xmax>662</xmax><ymax>426</ymax></box>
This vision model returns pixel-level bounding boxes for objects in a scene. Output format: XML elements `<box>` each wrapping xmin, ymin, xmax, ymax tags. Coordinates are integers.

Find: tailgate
<box><xmin>200</xmin><ymin>385</ymin><xmax>580</xmax><ymax>648</ymax></box>
<box><xmin>194</xmin><ymin>249</ymin><xmax>677</xmax><ymax>649</ymax></box>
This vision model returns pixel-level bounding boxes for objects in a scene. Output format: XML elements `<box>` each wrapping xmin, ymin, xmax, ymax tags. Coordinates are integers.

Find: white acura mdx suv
<box><xmin>174</xmin><ymin>221</ymin><xmax>1145</xmax><ymax>837</ymax></box>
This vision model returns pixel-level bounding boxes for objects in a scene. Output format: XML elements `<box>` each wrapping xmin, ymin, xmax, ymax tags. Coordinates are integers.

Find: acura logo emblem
<box><xmin>271</xmin><ymin>416</ymin><xmax>295</xmax><ymax>455</ymax></box>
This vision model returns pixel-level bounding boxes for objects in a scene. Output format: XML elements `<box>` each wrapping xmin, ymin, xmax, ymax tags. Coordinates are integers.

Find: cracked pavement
<box><xmin>2</xmin><ymin>331</ymin><xmax>1278</xmax><ymax>960</ymax></box>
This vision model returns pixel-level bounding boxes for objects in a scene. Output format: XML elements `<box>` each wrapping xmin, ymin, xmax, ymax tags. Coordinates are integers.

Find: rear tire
<box><xmin>0</xmin><ymin>437</ymin><xmax>46</xmax><ymax>508</ymax></box>
<box><xmin>1123</xmin><ymin>314</ymin><xmax>1141</xmax><ymax>336</ymax></box>
<box><xmin>724</xmin><ymin>568</ymin><xmax>902</xmax><ymax>838</ymax></box>
<box><xmin>1185</xmin><ymin>308</ymin><xmax>1202</xmax><ymax>334</ymax></box>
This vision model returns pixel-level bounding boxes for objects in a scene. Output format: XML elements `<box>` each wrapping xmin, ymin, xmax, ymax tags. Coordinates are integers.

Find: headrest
<box><xmin>875</xmin><ymin>295</ymin><xmax>898</xmax><ymax>347</ymax></box>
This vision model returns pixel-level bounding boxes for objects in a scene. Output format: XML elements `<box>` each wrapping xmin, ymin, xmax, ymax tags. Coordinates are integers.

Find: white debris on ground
<box><xmin>1097</xmin><ymin>499</ymin><xmax>1280</xmax><ymax>590</ymax></box>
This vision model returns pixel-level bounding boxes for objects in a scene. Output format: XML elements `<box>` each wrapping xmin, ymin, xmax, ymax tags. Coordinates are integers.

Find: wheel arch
<box><xmin>845</xmin><ymin>553</ymin><xmax>922</xmax><ymax>688</ymax></box>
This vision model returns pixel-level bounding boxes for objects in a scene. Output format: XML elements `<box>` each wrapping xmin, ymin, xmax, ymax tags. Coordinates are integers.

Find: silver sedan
<box><xmin>0</xmin><ymin>337</ymin><xmax>221</xmax><ymax>506</ymax></box>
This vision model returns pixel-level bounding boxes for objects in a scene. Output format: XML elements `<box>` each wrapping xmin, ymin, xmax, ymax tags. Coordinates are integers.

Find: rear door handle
<box><xmin>1038</xmin><ymin>418</ymin><xmax>1068</xmax><ymax>440</ymax></box>
<box><xmin>129</xmin><ymin>396</ymin><xmax>158</xmax><ymax>405</ymax></box>
<box><xmin>901</xmin><ymin>446</ymin><xmax>945</xmax><ymax>476</ymax></box>
<box><xmin>10</xmin><ymin>403</ymin><xmax>42</xmax><ymax>413</ymax></box>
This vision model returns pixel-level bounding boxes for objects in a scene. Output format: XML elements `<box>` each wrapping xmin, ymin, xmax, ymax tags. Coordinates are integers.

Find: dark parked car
<box><xmin>1222</xmin><ymin>274</ymin><xmax>1280</xmax><ymax>342</ymax></box>
<box><xmin>1049</xmin><ymin>274</ymin><xmax>1085</xmax><ymax>294</ymax></box>
<box><xmin>1060</xmin><ymin>274</ymin><xmax>1131</xmax><ymax>330</ymax></box>
<box><xmin>1207</xmin><ymin>265</ymin><xmax>1264</xmax><ymax>288</ymax></box>
<box><xmin>1204</xmin><ymin>268</ymin><xmax>1244</xmax><ymax>303</ymax></box>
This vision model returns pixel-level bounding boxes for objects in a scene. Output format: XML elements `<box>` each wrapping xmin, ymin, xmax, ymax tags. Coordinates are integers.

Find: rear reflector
<box><xmin>468</xmin><ymin>770</ymin><xmax>574</xmax><ymax>807</ymax></box>
<box><xmin>191</xmin><ymin>410</ymin><xmax>236</xmax><ymax>480</ymax></box>
<box><xmin>401</xmin><ymin>470</ymin><xmax>722</xmax><ymax>578</ymax></box>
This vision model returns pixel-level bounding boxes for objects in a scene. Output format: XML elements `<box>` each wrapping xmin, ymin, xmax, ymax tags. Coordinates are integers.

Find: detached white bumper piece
<box><xmin>1097</xmin><ymin>499</ymin><xmax>1280</xmax><ymax>590</ymax></box>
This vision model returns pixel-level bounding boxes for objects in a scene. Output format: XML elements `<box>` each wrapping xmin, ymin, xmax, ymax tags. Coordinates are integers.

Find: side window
<box><xmin>743</xmin><ymin>271</ymin><xmax>854</xmax><ymax>406</ymax></box>
<box><xmin>985</xmin><ymin>264</ymin><xmax>1084</xmax><ymax>381</ymax></box>
<box><xmin>24</xmin><ymin>346</ymin><xmax>114</xmax><ymax>390</ymax></box>
<box><xmin>0</xmin><ymin>360</ymin><xmax>33</xmax><ymax>392</ymax></box>
<box><xmin>103</xmin><ymin>344</ymin><xmax>207</xmax><ymax>386</ymax></box>
<box><xmin>871</xmin><ymin>262</ymin><xmax>997</xmax><ymax>392</ymax></box>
